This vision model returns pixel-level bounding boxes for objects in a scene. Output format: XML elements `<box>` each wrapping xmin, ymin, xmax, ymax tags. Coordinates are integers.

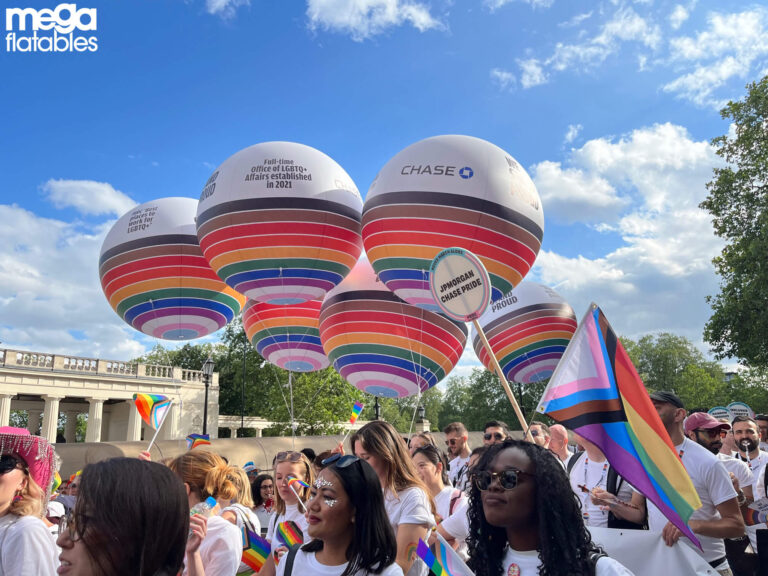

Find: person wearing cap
<box><xmin>0</xmin><ymin>426</ymin><xmax>59</xmax><ymax>575</ymax></box>
<box><xmin>610</xmin><ymin>392</ymin><xmax>745</xmax><ymax>576</ymax></box>
<box><xmin>685</xmin><ymin>412</ymin><xmax>757</xmax><ymax>574</ymax></box>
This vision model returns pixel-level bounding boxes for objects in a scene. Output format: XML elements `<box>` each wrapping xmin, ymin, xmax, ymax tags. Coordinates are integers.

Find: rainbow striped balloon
<box><xmin>363</xmin><ymin>135</ymin><xmax>544</xmax><ymax>312</ymax></box>
<box><xmin>319</xmin><ymin>258</ymin><xmax>467</xmax><ymax>398</ymax></box>
<box><xmin>196</xmin><ymin>141</ymin><xmax>364</xmax><ymax>305</ymax></box>
<box><xmin>473</xmin><ymin>283</ymin><xmax>576</xmax><ymax>385</ymax></box>
<box><xmin>243</xmin><ymin>299</ymin><xmax>329</xmax><ymax>373</ymax></box>
<box><xmin>99</xmin><ymin>197</ymin><xmax>246</xmax><ymax>340</ymax></box>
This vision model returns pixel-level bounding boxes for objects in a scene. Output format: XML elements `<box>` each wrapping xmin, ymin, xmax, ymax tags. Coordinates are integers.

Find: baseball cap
<box><xmin>649</xmin><ymin>391</ymin><xmax>685</xmax><ymax>409</ymax></box>
<box><xmin>684</xmin><ymin>412</ymin><xmax>731</xmax><ymax>434</ymax></box>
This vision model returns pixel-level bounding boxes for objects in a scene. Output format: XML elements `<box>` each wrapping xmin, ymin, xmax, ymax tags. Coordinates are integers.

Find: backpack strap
<box><xmin>566</xmin><ymin>451</ymin><xmax>585</xmax><ymax>475</ymax></box>
<box><xmin>282</xmin><ymin>544</ymin><xmax>302</xmax><ymax>576</ymax></box>
<box><xmin>449</xmin><ymin>489</ymin><xmax>462</xmax><ymax>516</ymax></box>
<box><xmin>587</xmin><ymin>551</ymin><xmax>607</xmax><ymax>576</ymax></box>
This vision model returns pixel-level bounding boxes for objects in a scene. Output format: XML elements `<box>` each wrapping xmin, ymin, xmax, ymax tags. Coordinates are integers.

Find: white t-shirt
<box><xmin>433</xmin><ymin>486</ymin><xmax>468</xmax><ymax>558</ymax></box>
<box><xmin>643</xmin><ymin>438</ymin><xmax>737</xmax><ymax>564</ymax></box>
<box><xmin>448</xmin><ymin>455</ymin><xmax>470</xmax><ymax>492</ymax></box>
<box><xmin>275</xmin><ymin>549</ymin><xmax>404</xmax><ymax>576</ymax></box>
<box><xmin>434</xmin><ymin>486</ymin><xmax>465</xmax><ymax>523</ymax></box>
<box><xmin>734</xmin><ymin>449</ymin><xmax>768</xmax><ymax>494</ymax></box>
<box><xmin>254</xmin><ymin>504</ymin><xmax>272</xmax><ymax>536</ymax></box>
<box><xmin>384</xmin><ymin>487</ymin><xmax>434</xmax><ymax>576</ymax></box>
<box><xmin>183</xmin><ymin>515</ymin><xmax>242</xmax><ymax>576</ymax></box>
<box><xmin>568</xmin><ymin>453</ymin><xmax>634</xmax><ymax>528</ymax></box>
<box><xmin>266</xmin><ymin>503</ymin><xmax>309</xmax><ymax>543</ymax></box>
<box><xmin>502</xmin><ymin>546</ymin><xmax>635</xmax><ymax>575</ymax></box>
<box><xmin>0</xmin><ymin>514</ymin><xmax>59</xmax><ymax>576</ymax></box>
<box><xmin>716</xmin><ymin>453</ymin><xmax>754</xmax><ymax>493</ymax></box>
<box><xmin>222</xmin><ymin>503</ymin><xmax>263</xmax><ymax>574</ymax></box>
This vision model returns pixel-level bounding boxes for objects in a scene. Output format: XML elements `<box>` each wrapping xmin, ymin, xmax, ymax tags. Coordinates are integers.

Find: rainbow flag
<box><xmin>242</xmin><ymin>527</ymin><xmax>270</xmax><ymax>572</ymax></box>
<box><xmin>537</xmin><ymin>304</ymin><xmax>702</xmax><ymax>547</ymax></box>
<box><xmin>52</xmin><ymin>471</ymin><xmax>62</xmax><ymax>493</ymax></box>
<box><xmin>274</xmin><ymin>521</ymin><xmax>303</xmax><ymax>564</ymax></box>
<box><xmin>133</xmin><ymin>393</ymin><xmax>172</xmax><ymax>429</ymax></box>
<box><xmin>416</xmin><ymin>539</ymin><xmax>445</xmax><ymax>576</ymax></box>
<box><xmin>349</xmin><ymin>401</ymin><xmax>364</xmax><ymax>424</ymax></box>
<box><xmin>287</xmin><ymin>475</ymin><xmax>310</xmax><ymax>489</ymax></box>
<box><xmin>186</xmin><ymin>433</ymin><xmax>211</xmax><ymax>450</ymax></box>
<box><xmin>432</xmin><ymin>533</ymin><xmax>474</xmax><ymax>575</ymax></box>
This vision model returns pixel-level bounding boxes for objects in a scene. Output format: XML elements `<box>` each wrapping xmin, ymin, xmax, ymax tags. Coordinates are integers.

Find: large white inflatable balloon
<box><xmin>196</xmin><ymin>142</ymin><xmax>364</xmax><ymax>305</ymax></box>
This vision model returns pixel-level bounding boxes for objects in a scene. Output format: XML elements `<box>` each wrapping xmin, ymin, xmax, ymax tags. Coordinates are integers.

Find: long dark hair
<box><xmin>412</xmin><ymin>444</ymin><xmax>450</xmax><ymax>485</ymax></box>
<box><xmin>251</xmin><ymin>473</ymin><xmax>273</xmax><ymax>507</ymax></box>
<box><xmin>467</xmin><ymin>439</ymin><xmax>603</xmax><ymax>576</ymax></box>
<box><xmin>76</xmin><ymin>458</ymin><xmax>189</xmax><ymax>576</ymax></box>
<box><xmin>304</xmin><ymin>458</ymin><xmax>397</xmax><ymax>576</ymax></box>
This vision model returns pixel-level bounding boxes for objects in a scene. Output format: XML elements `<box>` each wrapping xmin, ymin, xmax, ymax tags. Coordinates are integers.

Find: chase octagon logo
<box><xmin>5</xmin><ymin>3</ymin><xmax>98</xmax><ymax>53</ymax></box>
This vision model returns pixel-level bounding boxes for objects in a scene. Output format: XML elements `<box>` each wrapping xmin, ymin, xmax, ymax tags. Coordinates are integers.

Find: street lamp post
<box><xmin>201</xmin><ymin>357</ymin><xmax>214</xmax><ymax>435</ymax></box>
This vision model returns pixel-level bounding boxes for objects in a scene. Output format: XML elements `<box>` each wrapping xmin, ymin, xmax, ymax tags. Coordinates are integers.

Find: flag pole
<box><xmin>472</xmin><ymin>319</ymin><xmax>533</xmax><ymax>442</ymax></box>
<box><xmin>146</xmin><ymin>398</ymin><xmax>173</xmax><ymax>452</ymax></box>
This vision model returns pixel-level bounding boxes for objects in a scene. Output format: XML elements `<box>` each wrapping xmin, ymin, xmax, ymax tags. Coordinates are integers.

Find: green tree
<box><xmin>700</xmin><ymin>76</ymin><xmax>768</xmax><ymax>366</ymax></box>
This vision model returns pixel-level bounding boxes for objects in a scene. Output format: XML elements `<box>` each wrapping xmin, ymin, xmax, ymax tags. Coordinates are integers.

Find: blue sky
<box><xmin>1</xmin><ymin>0</ymin><xmax>766</xmax><ymax>375</ymax></box>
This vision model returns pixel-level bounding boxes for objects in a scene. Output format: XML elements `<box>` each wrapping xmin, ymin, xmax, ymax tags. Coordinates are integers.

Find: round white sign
<box><xmin>429</xmin><ymin>247</ymin><xmax>491</xmax><ymax>322</ymax></box>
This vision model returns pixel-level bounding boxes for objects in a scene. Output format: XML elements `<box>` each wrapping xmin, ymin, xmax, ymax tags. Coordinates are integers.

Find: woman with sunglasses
<box><xmin>251</xmin><ymin>473</ymin><xmax>275</xmax><ymax>535</ymax></box>
<box><xmin>169</xmin><ymin>450</ymin><xmax>243</xmax><ymax>576</ymax></box>
<box><xmin>56</xmin><ymin>457</ymin><xmax>190</xmax><ymax>576</ymax></box>
<box><xmin>259</xmin><ymin>451</ymin><xmax>315</xmax><ymax>576</ymax></box>
<box><xmin>351</xmin><ymin>421</ymin><xmax>435</xmax><ymax>576</ymax></box>
<box><xmin>275</xmin><ymin>454</ymin><xmax>402</xmax><ymax>576</ymax></box>
<box><xmin>412</xmin><ymin>445</ymin><xmax>468</xmax><ymax>557</ymax></box>
<box><xmin>0</xmin><ymin>426</ymin><xmax>58</xmax><ymax>575</ymax></box>
<box><xmin>467</xmin><ymin>439</ymin><xmax>634</xmax><ymax>576</ymax></box>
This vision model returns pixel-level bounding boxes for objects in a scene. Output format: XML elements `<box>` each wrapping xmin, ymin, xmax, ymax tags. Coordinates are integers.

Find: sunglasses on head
<box><xmin>484</xmin><ymin>432</ymin><xmax>504</xmax><ymax>441</ymax></box>
<box><xmin>472</xmin><ymin>468</ymin><xmax>532</xmax><ymax>491</ymax></box>
<box><xmin>275</xmin><ymin>451</ymin><xmax>303</xmax><ymax>463</ymax></box>
<box><xmin>320</xmin><ymin>453</ymin><xmax>360</xmax><ymax>468</ymax></box>
<box><xmin>0</xmin><ymin>455</ymin><xmax>23</xmax><ymax>476</ymax></box>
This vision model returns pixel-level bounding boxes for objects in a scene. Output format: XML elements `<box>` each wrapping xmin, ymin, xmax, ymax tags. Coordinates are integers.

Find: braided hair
<box><xmin>467</xmin><ymin>439</ymin><xmax>603</xmax><ymax>576</ymax></box>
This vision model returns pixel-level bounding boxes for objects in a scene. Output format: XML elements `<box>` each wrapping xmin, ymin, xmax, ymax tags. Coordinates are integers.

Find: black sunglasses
<box><xmin>472</xmin><ymin>468</ymin><xmax>533</xmax><ymax>491</ymax></box>
<box><xmin>0</xmin><ymin>455</ymin><xmax>23</xmax><ymax>475</ymax></box>
<box><xmin>321</xmin><ymin>454</ymin><xmax>360</xmax><ymax>468</ymax></box>
<box><xmin>483</xmin><ymin>432</ymin><xmax>505</xmax><ymax>441</ymax></box>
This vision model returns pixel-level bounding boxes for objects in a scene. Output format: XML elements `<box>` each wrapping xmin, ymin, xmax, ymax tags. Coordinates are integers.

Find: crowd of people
<box><xmin>2</xmin><ymin>394</ymin><xmax>768</xmax><ymax>575</ymax></box>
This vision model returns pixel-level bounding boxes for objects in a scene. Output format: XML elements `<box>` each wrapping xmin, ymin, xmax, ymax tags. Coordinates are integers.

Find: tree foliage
<box><xmin>700</xmin><ymin>76</ymin><xmax>768</xmax><ymax>366</ymax></box>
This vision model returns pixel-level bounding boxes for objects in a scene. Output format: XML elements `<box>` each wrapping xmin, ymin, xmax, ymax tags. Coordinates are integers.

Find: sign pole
<box><xmin>429</xmin><ymin>247</ymin><xmax>533</xmax><ymax>441</ymax></box>
<box><xmin>472</xmin><ymin>319</ymin><xmax>531</xmax><ymax>440</ymax></box>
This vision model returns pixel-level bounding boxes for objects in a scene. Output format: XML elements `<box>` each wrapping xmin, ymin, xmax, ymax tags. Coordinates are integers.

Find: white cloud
<box><xmin>564</xmin><ymin>123</ymin><xmax>582</xmax><ymax>144</ymax></box>
<box><xmin>518</xmin><ymin>58</ymin><xmax>548</xmax><ymax>88</ymax></box>
<box><xmin>484</xmin><ymin>0</ymin><xmax>554</xmax><ymax>11</ymax></box>
<box><xmin>42</xmin><ymin>179</ymin><xmax>136</xmax><ymax>218</ymax></box>
<box><xmin>490</xmin><ymin>68</ymin><xmax>516</xmax><ymax>91</ymax></box>
<box><xmin>530</xmin><ymin>123</ymin><xmax>724</xmax><ymax>343</ymax></box>
<box><xmin>306</xmin><ymin>0</ymin><xmax>442</xmax><ymax>41</ymax></box>
<box><xmin>664</xmin><ymin>9</ymin><xmax>768</xmax><ymax>108</ymax></box>
<box><xmin>669</xmin><ymin>5</ymin><xmax>689</xmax><ymax>30</ymax></box>
<box><xmin>0</xmin><ymin>202</ymin><xmax>149</xmax><ymax>360</ymax></box>
<box><xmin>510</xmin><ymin>6</ymin><xmax>660</xmax><ymax>89</ymax></box>
<box><xmin>532</xmin><ymin>161</ymin><xmax>628</xmax><ymax>223</ymax></box>
<box><xmin>205</xmin><ymin>0</ymin><xmax>249</xmax><ymax>19</ymax></box>
<box><xmin>559</xmin><ymin>11</ymin><xmax>592</xmax><ymax>28</ymax></box>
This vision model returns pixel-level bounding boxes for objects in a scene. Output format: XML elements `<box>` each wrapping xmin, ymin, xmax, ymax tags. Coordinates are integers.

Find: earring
<box><xmin>12</xmin><ymin>489</ymin><xmax>22</xmax><ymax>503</ymax></box>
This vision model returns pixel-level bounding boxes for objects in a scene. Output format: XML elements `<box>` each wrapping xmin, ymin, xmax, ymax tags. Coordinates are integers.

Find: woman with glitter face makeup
<box><xmin>276</xmin><ymin>455</ymin><xmax>402</xmax><ymax>576</ymax></box>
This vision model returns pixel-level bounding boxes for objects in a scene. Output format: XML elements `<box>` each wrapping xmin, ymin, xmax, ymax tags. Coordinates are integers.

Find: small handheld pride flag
<box><xmin>349</xmin><ymin>401</ymin><xmax>364</xmax><ymax>424</ymax></box>
<box><xmin>133</xmin><ymin>393</ymin><xmax>172</xmax><ymax>429</ymax></box>
<box><xmin>186</xmin><ymin>433</ymin><xmax>211</xmax><ymax>450</ymax></box>
<box><xmin>242</xmin><ymin>528</ymin><xmax>270</xmax><ymax>572</ymax></box>
<box><xmin>287</xmin><ymin>476</ymin><xmax>310</xmax><ymax>489</ymax></box>
<box><xmin>415</xmin><ymin>535</ymin><xmax>475</xmax><ymax>576</ymax></box>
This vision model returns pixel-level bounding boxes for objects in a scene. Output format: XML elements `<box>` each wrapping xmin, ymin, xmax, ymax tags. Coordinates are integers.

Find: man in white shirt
<box><xmin>609</xmin><ymin>391</ymin><xmax>745</xmax><ymax>576</ymax></box>
<box><xmin>755</xmin><ymin>414</ymin><xmax>768</xmax><ymax>452</ymax></box>
<box><xmin>443</xmin><ymin>422</ymin><xmax>471</xmax><ymax>492</ymax></box>
<box><xmin>731</xmin><ymin>415</ymin><xmax>768</xmax><ymax>553</ymax></box>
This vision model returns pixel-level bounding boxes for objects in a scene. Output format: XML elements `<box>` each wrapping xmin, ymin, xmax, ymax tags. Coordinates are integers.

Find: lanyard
<box><xmin>581</xmin><ymin>457</ymin><xmax>609</xmax><ymax>518</ymax></box>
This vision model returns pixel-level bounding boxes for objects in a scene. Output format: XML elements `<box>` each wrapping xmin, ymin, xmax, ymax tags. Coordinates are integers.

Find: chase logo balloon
<box><xmin>99</xmin><ymin>197</ymin><xmax>246</xmax><ymax>340</ymax></box>
<box><xmin>472</xmin><ymin>283</ymin><xmax>576</xmax><ymax>385</ymax></box>
<box><xmin>196</xmin><ymin>141</ymin><xmax>364</xmax><ymax>305</ymax></box>
<box><xmin>363</xmin><ymin>135</ymin><xmax>544</xmax><ymax>312</ymax></box>
<box><xmin>319</xmin><ymin>258</ymin><xmax>467</xmax><ymax>398</ymax></box>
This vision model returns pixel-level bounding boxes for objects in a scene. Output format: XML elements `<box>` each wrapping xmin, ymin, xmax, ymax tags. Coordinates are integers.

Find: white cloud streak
<box><xmin>42</xmin><ymin>179</ymin><xmax>137</xmax><ymax>218</ymax></box>
<box><xmin>306</xmin><ymin>0</ymin><xmax>442</xmax><ymax>41</ymax></box>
